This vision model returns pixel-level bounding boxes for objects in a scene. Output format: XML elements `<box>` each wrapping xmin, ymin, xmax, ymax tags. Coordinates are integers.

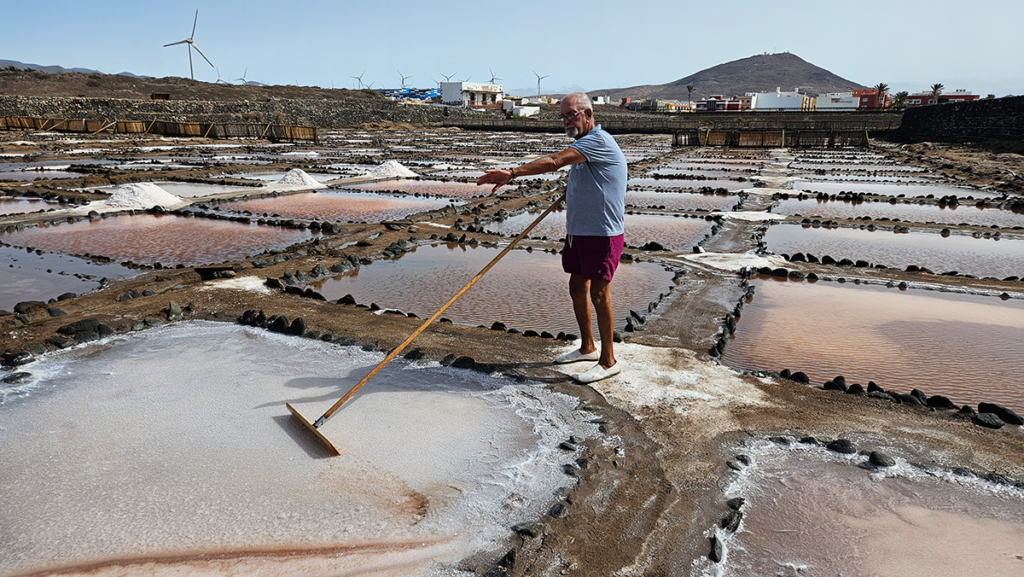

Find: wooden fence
<box><xmin>0</xmin><ymin>116</ymin><xmax>318</xmax><ymax>142</ymax></box>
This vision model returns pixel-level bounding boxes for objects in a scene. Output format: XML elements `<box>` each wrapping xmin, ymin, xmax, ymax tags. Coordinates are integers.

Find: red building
<box><xmin>853</xmin><ymin>89</ymin><xmax>888</xmax><ymax>110</ymax></box>
<box><xmin>906</xmin><ymin>89</ymin><xmax>980</xmax><ymax>107</ymax></box>
<box><xmin>695</xmin><ymin>96</ymin><xmax>744</xmax><ymax>112</ymax></box>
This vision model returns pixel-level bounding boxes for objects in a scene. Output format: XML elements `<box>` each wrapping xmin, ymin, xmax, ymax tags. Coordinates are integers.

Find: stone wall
<box><xmin>0</xmin><ymin>95</ymin><xmax>488</xmax><ymax>128</ymax></box>
<box><xmin>889</xmin><ymin>96</ymin><xmax>1024</xmax><ymax>144</ymax></box>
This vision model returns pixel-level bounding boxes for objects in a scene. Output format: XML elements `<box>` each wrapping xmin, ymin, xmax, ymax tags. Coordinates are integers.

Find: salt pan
<box><xmin>104</xmin><ymin>182</ymin><xmax>182</xmax><ymax>209</ymax></box>
<box><xmin>0</xmin><ymin>322</ymin><xmax>592</xmax><ymax>576</ymax></box>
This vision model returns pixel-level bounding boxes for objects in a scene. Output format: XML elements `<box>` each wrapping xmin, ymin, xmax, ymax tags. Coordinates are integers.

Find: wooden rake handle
<box><xmin>313</xmin><ymin>191</ymin><xmax>567</xmax><ymax>428</ymax></box>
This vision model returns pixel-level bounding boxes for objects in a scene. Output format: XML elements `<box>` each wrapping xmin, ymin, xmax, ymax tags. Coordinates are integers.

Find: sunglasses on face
<box><xmin>560</xmin><ymin>109</ymin><xmax>586</xmax><ymax>122</ymax></box>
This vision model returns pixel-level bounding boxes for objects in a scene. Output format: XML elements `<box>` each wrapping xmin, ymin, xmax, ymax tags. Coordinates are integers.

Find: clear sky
<box><xmin>2</xmin><ymin>0</ymin><xmax>1022</xmax><ymax>97</ymax></box>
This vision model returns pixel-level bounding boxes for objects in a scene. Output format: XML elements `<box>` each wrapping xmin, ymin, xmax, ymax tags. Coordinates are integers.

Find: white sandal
<box><xmin>554</xmin><ymin>349</ymin><xmax>600</xmax><ymax>364</ymax></box>
<box><xmin>575</xmin><ymin>363</ymin><xmax>621</xmax><ymax>383</ymax></box>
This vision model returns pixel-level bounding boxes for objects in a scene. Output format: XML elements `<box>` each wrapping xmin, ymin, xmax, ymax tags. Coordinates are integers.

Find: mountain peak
<box><xmin>593</xmin><ymin>53</ymin><xmax>865</xmax><ymax>101</ymax></box>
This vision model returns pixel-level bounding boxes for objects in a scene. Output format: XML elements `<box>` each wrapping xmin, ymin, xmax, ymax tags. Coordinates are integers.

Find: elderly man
<box><xmin>476</xmin><ymin>92</ymin><xmax>627</xmax><ymax>383</ymax></box>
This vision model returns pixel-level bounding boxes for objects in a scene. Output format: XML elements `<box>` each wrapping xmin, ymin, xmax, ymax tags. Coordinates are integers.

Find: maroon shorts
<box><xmin>561</xmin><ymin>234</ymin><xmax>625</xmax><ymax>281</ymax></box>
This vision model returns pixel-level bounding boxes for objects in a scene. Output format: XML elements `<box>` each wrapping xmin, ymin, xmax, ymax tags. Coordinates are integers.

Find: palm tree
<box><xmin>930</xmin><ymin>83</ymin><xmax>944</xmax><ymax>105</ymax></box>
<box><xmin>873</xmin><ymin>82</ymin><xmax>889</xmax><ymax>110</ymax></box>
<box><xmin>891</xmin><ymin>91</ymin><xmax>910</xmax><ymax>110</ymax></box>
<box><xmin>686</xmin><ymin>84</ymin><xmax>694</xmax><ymax>109</ymax></box>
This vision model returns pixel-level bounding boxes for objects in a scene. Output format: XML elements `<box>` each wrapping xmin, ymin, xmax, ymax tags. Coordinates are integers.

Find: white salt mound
<box><xmin>365</xmin><ymin>160</ymin><xmax>419</xmax><ymax>179</ymax></box>
<box><xmin>105</xmin><ymin>182</ymin><xmax>182</xmax><ymax>209</ymax></box>
<box><xmin>276</xmin><ymin>168</ymin><xmax>327</xmax><ymax>189</ymax></box>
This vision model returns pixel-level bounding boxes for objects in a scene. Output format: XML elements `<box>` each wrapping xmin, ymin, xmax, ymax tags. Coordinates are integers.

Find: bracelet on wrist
<box><xmin>509</xmin><ymin>168</ymin><xmax>516</xmax><ymax>180</ymax></box>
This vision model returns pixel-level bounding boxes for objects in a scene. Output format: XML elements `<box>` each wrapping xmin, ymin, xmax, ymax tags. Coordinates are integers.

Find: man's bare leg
<box><xmin>589</xmin><ymin>278</ymin><xmax>616</xmax><ymax>369</ymax></box>
<box><xmin>569</xmin><ymin>274</ymin><xmax>596</xmax><ymax>355</ymax></box>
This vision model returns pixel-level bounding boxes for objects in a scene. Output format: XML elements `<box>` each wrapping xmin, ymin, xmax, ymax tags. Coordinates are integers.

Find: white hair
<box><xmin>566</xmin><ymin>92</ymin><xmax>592</xmax><ymax>111</ymax></box>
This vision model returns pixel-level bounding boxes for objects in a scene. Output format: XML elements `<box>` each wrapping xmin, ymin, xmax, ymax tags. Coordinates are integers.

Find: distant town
<box><xmin>380</xmin><ymin>81</ymin><xmax>987</xmax><ymax>117</ymax></box>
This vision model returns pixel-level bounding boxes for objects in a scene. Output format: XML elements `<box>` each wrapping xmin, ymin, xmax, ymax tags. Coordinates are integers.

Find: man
<box><xmin>476</xmin><ymin>92</ymin><xmax>627</xmax><ymax>383</ymax></box>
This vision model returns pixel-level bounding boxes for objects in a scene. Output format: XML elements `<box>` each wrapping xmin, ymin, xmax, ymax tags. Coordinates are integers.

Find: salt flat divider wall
<box><xmin>442</xmin><ymin>111</ymin><xmax>902</xmax><ymax>134</ymax></box>
<box><xmin>0</xmin><ymin>116</ymin><xmax>318</xmax><ymax>142</ymax></box>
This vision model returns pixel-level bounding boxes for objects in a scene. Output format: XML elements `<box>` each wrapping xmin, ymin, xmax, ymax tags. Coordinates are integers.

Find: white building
<box><xmin>512</xmin><ymin>106</ymin><xmax>540</xmax><ymax>118</ymax></box>
<box><xmin>592</xmin><ymin>95</ymin><xmax>611</xmax><ymax>105</ymax></box>
<box><xmin>441</xmin><ymin>82</ymin><xmax>504</xmax><ymax>107</ymax></box>
<box><xmin>814</xmin><ymin>92</ymin><xmax>858</xmax><ymax>110</ymax></box>
<box><xmin>751</xmin><ymin>87</ymin><xmax>814</xmax><ymax>111</ymax></box>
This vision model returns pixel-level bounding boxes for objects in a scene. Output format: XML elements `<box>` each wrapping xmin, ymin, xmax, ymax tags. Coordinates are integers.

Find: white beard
<box><xmin>565</xmin><ymin>126</ymin><xmax>579</xmax><ymax>139</ymax></box>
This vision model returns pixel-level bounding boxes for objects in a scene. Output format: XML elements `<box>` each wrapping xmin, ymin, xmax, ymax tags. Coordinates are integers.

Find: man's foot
<box><xmin>554</xmin><ymin>349</ymin><xmax>600</xmax><ymax>364</ymax></box>
<box><xmin>574</xmin><ymin>362</ymin><xmax>621</xmax><ymax>384</ymax></box>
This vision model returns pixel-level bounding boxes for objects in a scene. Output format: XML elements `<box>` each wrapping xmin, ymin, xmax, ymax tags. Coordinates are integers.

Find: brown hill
<box><xmin>0</xmin><ymin>68</ymin><xmax>383</xmax><ymax>102</ymax></box>
<box><xmin>592</xmin><ymin>53</ymin><xmax>866</xmax><ymax>102</ymax></box>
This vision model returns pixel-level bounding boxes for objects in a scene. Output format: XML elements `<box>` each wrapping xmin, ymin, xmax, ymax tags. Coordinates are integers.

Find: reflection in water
<box><xmin>1</xmin><ymin>215</ymin><xmax>314</xmax><ymax>266</ymax></box>
<box><xmin>790</xmin><ymin>162</ymin><xmax>925</xmax><ymax>172</ymax></box>
<box><xmin>765</xmin><ymin>224</ymin><xmax>1024</xmax><ymax>279</ymax></box>
<box><xmin>721</xmin><ymin>441</ymin><xmax>1024</xmax><ymax>577</ymax></box>
<box><xmin>485</xmin><ymin>211</ymin><xmax>715</xmax><ymax>252</ymax></box>
<box><xmin>627</xmin><ymin>191</ymin><xmax>739</xmax><ymax>212</ymax></box>
<box><xmin>0</xmin><ymin>246</ymin><xmax>135</xmax><ymax>311</ymax></box>
<box><xmin>0</xmin><ymin>171</ymin><xmax>84</xmax><ymax>181</ymax></box>
<box><xmin>342</xmin><ymin>179</ymin><xmax>502</xmax><ymax>198</ymax></box>
<box><xmin>311</xmin><ymin>243</ymin><xmax>675</xmax><ymax>334</ymax></box>
<box><xmin>219</xmin><ymin>191</ymin><xmax>456</xmax><ymax>222</ymax></box>
<box><xmin>774</xmin><ymin>198</ymin><xmax>1024</xmax><ymax>228</ymax></box>
<box><xmin>650</xmin><ymin>167</ymin><xmax>752</xmax><ymax>178</ymax></box>
<box><xmin>0</xmin><ymin>198</ymin><xmax>59</xmax><ymax>215</ymax></box>
<box><xmin>723</xmin><ymin>279</ymin><xmax>1024</xmax><ymax>411</ymax></box>
<box><xmin>801</xmin><ymin>173</ymin><xmax>936</xmax><ymax>183</ymax></box>
<box><xmin>628</xmin><ymin>178</ymin><xmax>747</xmax><ymax>191</ymax></box>
<box><xmin>791</xmin><ymin>180</ymin><xmax>1001</xmax><ymax>199</ymax></box>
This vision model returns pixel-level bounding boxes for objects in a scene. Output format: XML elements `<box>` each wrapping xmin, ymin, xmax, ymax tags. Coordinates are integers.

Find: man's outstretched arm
<box><xmin>476</xmin><ymin>147</ymin><xmax>586</xmax><ymax>193</ymax></box>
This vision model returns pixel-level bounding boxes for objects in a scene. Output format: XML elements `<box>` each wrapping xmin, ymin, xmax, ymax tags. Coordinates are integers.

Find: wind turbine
<box><xmin>488</xmin><ymin>68</ymin><xmax>502</xmax><ymax>84</ymax></box>
<box><xmin>351</xmin><ymin>70</ymin><xmax>365</xmax><ymax>89</ymax></box>
<box><xmin>215</xmin><ymin>67</ymin><xmax>228</xmax><ymax>84</ymax></box>
<box><xmin>534</xmin><ymin>71</ymin><xmax>549</xmax><ymax>97</ymax></box>
<box><xmin>163</xmin><ymin>9</ymin><xmax>214</xmax><ymax>81</ymax></box>
<box><xmin>235</xmin><ymin>68</ymin><xmax>249</xmax><ymax>85</ymax></box>
<box><xmin>398</xmin><ymin>70</ymin><xmax>412</xmax><ymax>89</ymax></box>
<box><xmin>440</xmin><ymin>72</ymin><xmax>456</xmax><ymax>82</ymax></box>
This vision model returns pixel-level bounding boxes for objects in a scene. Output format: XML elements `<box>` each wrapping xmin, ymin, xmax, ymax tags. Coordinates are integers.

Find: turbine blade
<box><xmin>191</xmin><ymin>9</ymin><xmax>198</xmax><ymax>39</ymax></box>
<box><xmin>192</xmin><ymin>44</ymin><xmax>214</xmax><ymax>67</ymax></box>
<box><xmin>164</xmin><ymin>40</ymin><xmax>189</xmax><ymax>47</ymax></box>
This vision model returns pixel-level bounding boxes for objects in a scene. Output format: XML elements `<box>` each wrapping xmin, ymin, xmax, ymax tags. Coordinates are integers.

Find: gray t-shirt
<box><xmin>567</xmin><ymin>125</ymin><xmax>627</xmax><ymax>236</ymax></box>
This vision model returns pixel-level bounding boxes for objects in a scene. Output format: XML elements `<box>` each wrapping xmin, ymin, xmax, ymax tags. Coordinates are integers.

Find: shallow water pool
<box><xmin>219</xmin><ymin>191</ymin><xmax>458</xmax><ymax>223</ymax></box>
<box><xmin>0</xmin><ymin>322</ymin><xmax>591</xmax><ymax>576</ymax></box>
<box><xmin>723</xmin><ymin>278</ymin><xmax>1024</xmax><ymax>411</ymax></box>
<box><xmin>765</xmin><ymin>224</ymin><xmax>1024</xmax><ymax>279</ymax></box>
<box><xmin>484</xmin><ymin>210</ymin><xmax>716</xmax><ymax>252</ymax></box>
<box><xmin>711</xmin><ymin>439</ymin><xmax>1024</xmax><ymax>577</ymax></box>
<box><xmin>1</xmin><ymin>214</ymin><xmax>315</xmax><ymax>267</ymax></box>
<box><xmin>310</xmin><ymin>243</ymin><xmax>676</xmax><ymax>334</ymax></box>
<box><xmin>774</xmin><ymin>198</ymin><xmax>1024</xmax><ymax>228</ymax></box>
